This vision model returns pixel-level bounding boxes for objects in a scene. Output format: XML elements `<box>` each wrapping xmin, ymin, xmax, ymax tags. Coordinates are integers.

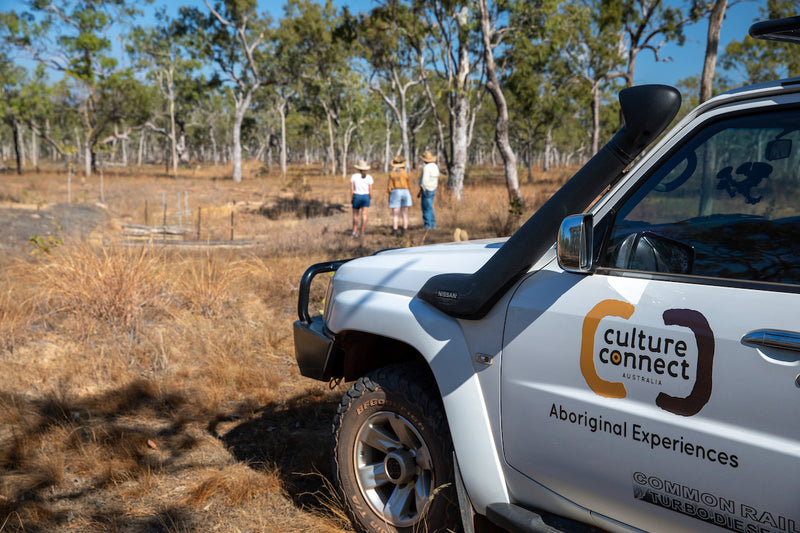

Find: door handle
<box><xmin>742</xmin><ymin>330</ymin><xmax>800</xmax><ymax>354</ymax></box>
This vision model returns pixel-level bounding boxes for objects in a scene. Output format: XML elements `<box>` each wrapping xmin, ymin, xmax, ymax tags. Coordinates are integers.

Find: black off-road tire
<box><xmin>332</xmin><ymin>363</ymin><xmax>459</xmax><ymax>533</ymax></box>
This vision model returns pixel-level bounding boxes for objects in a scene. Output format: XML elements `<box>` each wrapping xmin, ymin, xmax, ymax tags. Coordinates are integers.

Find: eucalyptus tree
<box><xmin>414</xmin><ymin>0</ymin><xmax>486</xmax><ymax>201</ymax></box>
<box><xmin>504</xmin><ymin>0</ymin><xmax>590</xmax><ymax>174</ymax></box>
<box><xmin>21</xmin><ymin>64</ymin><xmax>78</xmax><ymax>161</ymax></box>
<box><xmin>1</xmin><ymin>62</ymin><xmax>70</xmax><ymax>168</ymax></box>
<box><xmin>607</xmin><ymin>0</ymin><xmax>698</xmax><ymax>88</ymax></box>
<box><xmin>477</xmin><ymin>0</ymin><xmax>520</xmax><ymax>204</ymax></box>
<box><xmin>361</xmin><ymin>1</ymin><xmax>427</xmax><ymax>166</ymax></box>
<box><xmin>1</xmin><ymin>0</ymin><xmax>153</xmax><ymax>177</ymax></box>
<box><xmin>696</xmin><ymin>0</ymin><xmax>733</xmax><ymax>103</ymax></box>
<box><xmin>250</xmin><ymin>88</ymin><xmax>284</xmax><ymax>173</ymax></box>
<box><xmin>188</xmin><ymin>88</ymin><xmax>232</xmax><ymax>164</ymax></box>
<box><xmin>129</xmin><ymin>9</ymin><xmax>203</xmax><ymax>176</ymax></box>
<box><xmin>278</xmin><ymin>0</ymin><xmax>360</xmax><ymax>177</ymax></box>
<box><xmin>556</xmin><ymin>0</ymin><xmax>625</xmax><ymax>155</ymax></box>
<box><xmin>271</xmin><ymin>2</ymin><xmax>318</xmax><ymax>179</ymax></box>
<box><xmin>0</xmin><ymin>52</ymin><xmax>27</xmax><ymax>173</ymax></box>
<box><xmin>177</xmin><ymin>0</ymin><xmax>273</xmax><ymax>182</ymax></box>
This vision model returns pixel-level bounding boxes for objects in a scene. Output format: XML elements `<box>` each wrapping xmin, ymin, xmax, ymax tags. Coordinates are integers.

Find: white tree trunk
<box><xmin>325</xmin><ymin>112</ymin><xmax>337</xmax><ymax>177</ymax></box>
<box><xmin>591</xmin><ymin>83</ymin><xmax>601</xmax><ymax>156</ymax></box>
<box><xmin>231</xmin><ymin>91</ymin><xmax>253</xmax><ymax>182</ymax></box>
<box><xmin>169</xmin><ymin>90</ymin><xmax>178</xmax><ymax>177</ymax></box>
<box><xmin>84</xmin><ymin>139</ymin><xmax>92</xmax><ymax>179</ymax></box>
<box><xmin>31</xmin><ymin>124</ymin><xmax>38</xmax><ymax>168</ymax></box>
<box><xmin>478</xmin><ymin>0</ymin><xmax>520</xmax><ymax>204</ymax></box>
<box><xmin>448</xmin><ymin>34</ymin><xmax>471</xmax><ymax>201</ymax></box>
<box><xmin>384</xmin><ymin>115</ymin><xmax>392</xmax><ymax>173</ymax></box>
<box><xmin>279</xmin><ymin>99</ymin><xmax>287</xmax><ymax>180</ymax></box>
<box><xmin>700</xmin><ymin>0</ymin><xmax>727</xmax><ymax>104</ymax></box>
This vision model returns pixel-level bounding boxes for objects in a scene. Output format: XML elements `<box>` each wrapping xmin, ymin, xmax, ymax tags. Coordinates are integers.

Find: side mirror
<box><xmin>558</xmin><ymin>214</ymin><xmax>594</xmax><ymax>273</ymax></box>
<box><xmin>615</xmin><ymin>232</ymin><xmax>694</xmax><ymax>274</ymax></box>
<box><xmin>766</xmin><ymin>138</ymin><xmax>791</xmax><ymax>161</ymax></box>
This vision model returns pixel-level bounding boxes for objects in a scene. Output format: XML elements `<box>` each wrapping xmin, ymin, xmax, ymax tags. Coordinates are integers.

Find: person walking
<box><xmin>350</xmin><ymin>160</ymin><xmax>373</xmax><ymax>237</ymax></box>
<box><xmin>418</xmin><ymin>150</ymin><xmax>440</xmax><ymax>229</ymax></box>
<box><xmin>387</xmin><ymin>156</ymin><xmax>412</xmax><ymax>236</ymax></box>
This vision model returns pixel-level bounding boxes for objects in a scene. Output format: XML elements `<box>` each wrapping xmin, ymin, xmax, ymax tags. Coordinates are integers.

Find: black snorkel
<box><xmin>417</xmin><ymin>84</ymin><xmax>682</xmax><ymax>320</ymax></box>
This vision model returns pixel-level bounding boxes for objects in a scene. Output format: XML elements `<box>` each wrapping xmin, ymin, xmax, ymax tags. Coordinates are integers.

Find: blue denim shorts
<box><xmin>352</xmin><ymin>194</ymin><xmax>371</xmax><ymax>209</ymax></box>
<box><xmin>389</xmin><ymin>188</ymin><xmax>412</xmax><ymax>208</ymax></box>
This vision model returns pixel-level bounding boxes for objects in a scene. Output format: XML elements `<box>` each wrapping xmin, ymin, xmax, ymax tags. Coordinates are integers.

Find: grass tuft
<box><xmin>34</xmin><ymin>242</ymin><xmax>168</xmax><ymax>335</ymax></box>
<box><xmin>182</xmin><ymin>463</ymin><xmax>284</xmax><ymax>507</ymax></box>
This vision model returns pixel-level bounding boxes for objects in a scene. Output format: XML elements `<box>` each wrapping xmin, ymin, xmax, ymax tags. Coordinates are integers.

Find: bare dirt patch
<box><xmin>0</xmin><ymin>202</ymin><xmax>110</xmax><ymax>253</ymax></box>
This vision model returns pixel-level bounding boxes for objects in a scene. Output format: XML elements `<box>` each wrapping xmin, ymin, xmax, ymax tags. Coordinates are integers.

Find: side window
<box><xmin>601</xmin><ymin>108</ymin><xmax>800</xmax><ymax>285</ymax></box>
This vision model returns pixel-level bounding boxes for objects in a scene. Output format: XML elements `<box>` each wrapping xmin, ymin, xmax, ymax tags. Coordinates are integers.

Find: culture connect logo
<box><xmin>580</xmin><ymin>299</ymin><xmax>715</xmax><ymax>417</ymax></box>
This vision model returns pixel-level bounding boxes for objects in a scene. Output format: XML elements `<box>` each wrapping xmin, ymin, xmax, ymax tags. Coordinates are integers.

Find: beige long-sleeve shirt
<box><xmin>419</xmin><ymin>162</ymin><xmax>440</xmax><ymax>191</ymax></box>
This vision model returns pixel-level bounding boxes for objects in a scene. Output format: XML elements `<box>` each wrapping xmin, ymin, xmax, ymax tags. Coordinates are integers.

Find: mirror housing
<box><xmin>766</xmin><ymin>138</ymin><xmax>791</xmax><ymax>161</ymax></box>
<box><xmin>615</xmin><ymin>231</ymin><xmax>694</xmax><ymax>274</ymax></box>
<box><xmin>558</xmin><ymin>214</ymin><xmax>594</xmax><ymax>273</ymax></box>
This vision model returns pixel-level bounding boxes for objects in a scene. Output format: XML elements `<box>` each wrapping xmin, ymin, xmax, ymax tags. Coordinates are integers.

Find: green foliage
<box><xmin>1</xmin><ymin>0</ymin><xmax>155</xmax><ymax>176</ymax></box>
<box><xmin>721</xmin><ymin>0</ymin><xmax>800</xmax><ymax>84</ymax></box>
<box><xmin>29</xmin><ymin>234</ymin><xmax>64</xmax><ymax>255</ymax></box>
<box><xmin>176</xmin><ymin>0</ymin><xmax>272</xmax><ymax>85</ymax></box>
<box><xmin>29</xmin><ymin>220</ymin><xmax>64</xmax><ymax>255</ymax></box>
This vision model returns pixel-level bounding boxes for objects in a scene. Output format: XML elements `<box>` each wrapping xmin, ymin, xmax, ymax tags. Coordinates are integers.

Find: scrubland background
<box><xmin>0</xmin><ymin>162</ymin><xmax>569</xmax><ymax>532</ymax></box>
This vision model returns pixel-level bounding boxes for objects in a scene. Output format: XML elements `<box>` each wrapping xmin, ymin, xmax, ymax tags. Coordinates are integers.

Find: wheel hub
<box><xmin>384</xmin><ymin>449</ymin><xmax>416</xmax><ymax>484</ymax></box>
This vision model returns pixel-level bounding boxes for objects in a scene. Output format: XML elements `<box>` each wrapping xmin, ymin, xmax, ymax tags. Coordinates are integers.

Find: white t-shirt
<box><xmin>351</xmin><ymin>173</ymin><xmax>374</xmax><ymax>195</ymax></box>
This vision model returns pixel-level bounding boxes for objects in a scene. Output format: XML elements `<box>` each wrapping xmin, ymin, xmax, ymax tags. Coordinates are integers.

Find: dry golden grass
<box><xmin>0</xmin><ymin>160</ymin><xmax>571</xmax><ymax>532</ymax></box>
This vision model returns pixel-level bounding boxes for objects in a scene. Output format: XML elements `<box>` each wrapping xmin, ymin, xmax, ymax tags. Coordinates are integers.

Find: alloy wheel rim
<box><xmin>352</xmin><ymin>411</ymin><xmax>434</xmax><ymax>527</ymax></box>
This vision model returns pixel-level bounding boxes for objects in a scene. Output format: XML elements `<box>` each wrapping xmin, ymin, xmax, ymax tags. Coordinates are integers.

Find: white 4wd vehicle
<box><xmin>294</xmin><ymin>17</ymin><xmax>800</xmax><ymax>533</ymax></box>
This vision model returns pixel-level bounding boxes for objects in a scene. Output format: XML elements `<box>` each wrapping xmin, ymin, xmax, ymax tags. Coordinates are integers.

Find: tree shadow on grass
<box><xmin>214</xmin><ymin>389</ymin><xmax>344</xmax><ymax>517</ymax></box>
<box><xmin>0</xmin><ymin>381</ymin><xmax>347</xmax><ymax>532</ymax></box>
<box><xmin>256</xmin><ymin>197</ymin><xmax>345</xmax><ymax>220</ymax></box>
<box><xmin>0</xmin><ymin>381</ymin><xmax>208</xmax><ymax>533</ymax></box>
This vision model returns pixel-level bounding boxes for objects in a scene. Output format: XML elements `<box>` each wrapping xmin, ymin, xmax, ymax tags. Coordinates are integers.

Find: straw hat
<box><xmin>353</xmin><ymin>159</ymin><xmax>371</xmax><ymax>171</ymax></box>
<box><xmin>390</xmin><ymin>156</ymin><xmax>407</xmax><ymax>168</ymax></box>
<box><xmin>420</xmin><ymin>151</ymin><xmax>437</xmax><ymax>163</ymax></box>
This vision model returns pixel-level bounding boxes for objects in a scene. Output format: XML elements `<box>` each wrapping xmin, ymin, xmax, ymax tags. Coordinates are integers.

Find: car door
<box><xmin>501</xmin><ymin>103</ymin><xmax>800</xmax><ymax>532</ymax></box>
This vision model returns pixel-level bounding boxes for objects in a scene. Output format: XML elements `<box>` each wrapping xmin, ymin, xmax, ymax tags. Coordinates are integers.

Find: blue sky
<box><xmin>633</xmin><ymin>1</ymin><xmax>765</xmax><ymax>86</ymax></box>
<box><xmin>1</xmin><ymin>0</ymin><xmax>771</xmax><ymax>88</ymax></box>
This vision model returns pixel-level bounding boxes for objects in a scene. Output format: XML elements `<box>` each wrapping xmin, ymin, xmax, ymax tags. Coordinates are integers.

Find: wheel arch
<box><xmin>332</xmin><ymin>330</ymin><xmax>431</xmax><ymax>383</ymax></box>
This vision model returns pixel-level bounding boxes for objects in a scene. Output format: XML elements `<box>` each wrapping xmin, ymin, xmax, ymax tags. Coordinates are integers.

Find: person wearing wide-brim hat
<box><xmin>387</xmin><ymin>155</ymin><xmax>412</xmax><ymax>236</ymax></box>
<box><xmin>350</xmin><ymin>159</ymin><xmax>373</xmax><ymax>237</ymax></box>
<box><xmin>418</xmin><ymin>151</ymin><xmax>440</xmax><ymax>230</ymax></box>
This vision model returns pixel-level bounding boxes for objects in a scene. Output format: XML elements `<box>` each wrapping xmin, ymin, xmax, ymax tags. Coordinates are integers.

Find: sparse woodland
<box><xmin>1</xmin><ymin>1</ymin><xmax>798</xmax><ymax>194</ymax></box>
<box><xmin>1</xmin><ymin>0</ymin><xmax>799</xmax><ymax>531</ymax></box>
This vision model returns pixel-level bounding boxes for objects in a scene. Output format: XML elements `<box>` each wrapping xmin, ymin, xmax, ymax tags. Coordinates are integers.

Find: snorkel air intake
<box><xmin>417</xmin><ymin>84</ymin><xmax>682</xmax><ymax>320</ymax></box>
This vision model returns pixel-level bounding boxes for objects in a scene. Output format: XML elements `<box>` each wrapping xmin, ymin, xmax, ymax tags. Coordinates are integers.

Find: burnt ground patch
<box><xmin>256</xmin><ymin>197</ymin><xmax>345</xmax><ymax>220</ymax></box>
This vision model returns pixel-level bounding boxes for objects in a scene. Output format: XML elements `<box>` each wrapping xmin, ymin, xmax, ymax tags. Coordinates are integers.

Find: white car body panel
<box><xmin>501</xmin><ymin>261</ymin><xmax>800</xmax><ymax>532</ymax></box>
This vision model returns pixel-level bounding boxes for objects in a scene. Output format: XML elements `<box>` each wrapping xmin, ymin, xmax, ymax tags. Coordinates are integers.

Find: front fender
<box><xmin>328</xmin><ymin>289</ymin><xmax>510</xmax><ymax>514</ymax></box>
